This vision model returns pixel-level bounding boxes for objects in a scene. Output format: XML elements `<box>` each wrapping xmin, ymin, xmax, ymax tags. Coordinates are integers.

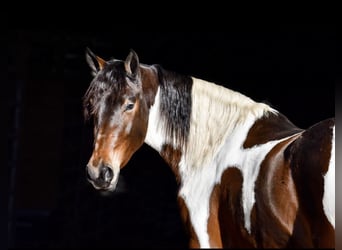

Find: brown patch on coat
<box><xmin>254</xmin><ymin>134</ymin><xmax>300</xmax><ymax>247</ymax></box>
<box><xmin>208</xmin><ymin>167</ymin><xmax>256</xmax><ymax>248</ymax></box>
<box><xmin>140</xmin><ymin>66</ymin><xmax>159</xmax><ymax>108</ymax></box>
<box><xmin>285</xmin><ymin>118</ymin><xmax>335</xmax><ymax>247</ymax></box>
<box><xmin>160</xmin><ymin>144</ymin><xmax>182</xmax><ymax>183</ymax></box>
<box><xmin>244</xmin><ymin>112</ymin><xmax>303</xmax><ymax>148</ymax></box>
<box><xmin>177</xmin><ymin>196</ymin><xmax>199</xmax><ymax>248</ymax></box>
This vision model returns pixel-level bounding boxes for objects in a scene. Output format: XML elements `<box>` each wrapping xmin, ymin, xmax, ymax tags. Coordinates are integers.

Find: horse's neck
<box><xmin>144</xmin><ymin>76</ymin><xmax>275</xmax><ymax>168</ymax></box>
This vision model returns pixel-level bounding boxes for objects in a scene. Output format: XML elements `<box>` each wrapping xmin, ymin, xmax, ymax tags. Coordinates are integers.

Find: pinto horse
<box><xmin>83</xmin><ymin>49</ymin><xmax>335</xmax><ymax>248</ymax></box>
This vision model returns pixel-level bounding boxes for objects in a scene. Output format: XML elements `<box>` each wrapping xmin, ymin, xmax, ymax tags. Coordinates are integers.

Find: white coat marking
<box><xmin>323</xmin><ymin>125</ymin><xmax>335</xmax><ymax>228</ymax></box>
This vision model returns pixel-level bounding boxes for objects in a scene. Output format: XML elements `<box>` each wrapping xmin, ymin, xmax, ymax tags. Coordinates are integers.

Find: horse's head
<box><xmin>83</xmin><ymin>49</ymin><xmax>153</xmax><ymax>191</ymax></box>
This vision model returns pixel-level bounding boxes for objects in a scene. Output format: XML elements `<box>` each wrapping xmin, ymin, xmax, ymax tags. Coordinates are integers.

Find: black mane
<box><xmin>156</xmin><ymin>65</ymin><xmax>193</xmax><ymax>149</ymax></box>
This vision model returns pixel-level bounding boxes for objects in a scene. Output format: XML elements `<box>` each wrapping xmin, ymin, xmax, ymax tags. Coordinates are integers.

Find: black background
<box><xmin>8</xmin><ymin>28</ymin><xmax>335</xmax><ymax>248</ymax></box>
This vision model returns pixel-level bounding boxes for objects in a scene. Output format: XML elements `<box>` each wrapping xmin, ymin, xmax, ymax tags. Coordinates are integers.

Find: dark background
<box><xmin>8</xmin><ymin>28</ymin><xmax>335</xmax><ymax>248</ymax></box>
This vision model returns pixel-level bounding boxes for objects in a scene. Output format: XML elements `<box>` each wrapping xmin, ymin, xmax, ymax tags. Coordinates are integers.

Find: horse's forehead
<box><xmin>94</xmin><ymin>62</ymin><xmax>131</xmax><ymax>95</ymax></box>
<box><xmin>102</xmin><ymin>61</ymin><xmax>126</xmax><ymax>82</ymax></box>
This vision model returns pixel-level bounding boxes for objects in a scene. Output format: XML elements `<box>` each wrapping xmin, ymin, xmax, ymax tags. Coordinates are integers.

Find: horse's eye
<box><xmin>125</xmin><ymin>103</ymin><xmax>135</xmax><ymax>111</ymax></box>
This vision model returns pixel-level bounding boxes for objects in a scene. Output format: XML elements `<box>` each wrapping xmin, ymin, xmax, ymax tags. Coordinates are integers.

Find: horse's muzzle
<box><xmin>86</xmin><ymin>164</ymin><xmax>114</xmax><ymax>189</ymax></box>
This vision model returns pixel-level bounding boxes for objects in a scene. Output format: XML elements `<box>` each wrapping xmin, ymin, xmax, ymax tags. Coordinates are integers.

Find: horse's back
<box><xmin>285</xmin><ymin>118</ymin><xmax>335</xmax><ymax>248</ymax></box>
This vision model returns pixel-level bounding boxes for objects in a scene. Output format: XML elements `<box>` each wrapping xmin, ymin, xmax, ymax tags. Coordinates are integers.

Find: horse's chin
<box><xmin>99</xmin><ymin>189</ymin><xmax>116</xmax><ymax>197</ymax></box>
<box><xmin>92</xmin><ymin>184</ymin><xmax>117</xmax><ymax>197</ymax></box>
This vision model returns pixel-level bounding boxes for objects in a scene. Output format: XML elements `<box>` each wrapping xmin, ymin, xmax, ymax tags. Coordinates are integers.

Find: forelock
<box><xmin>83</xmin><ymin>60</ymin><xmax>128</xmax><ymax>120</ymax></box>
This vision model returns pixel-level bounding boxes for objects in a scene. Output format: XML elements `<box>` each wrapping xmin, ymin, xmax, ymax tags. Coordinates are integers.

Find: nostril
<box><xmin>99</xmin><ymin>165</ymin><xmax>114</xmax><ymax>183</ymax></box>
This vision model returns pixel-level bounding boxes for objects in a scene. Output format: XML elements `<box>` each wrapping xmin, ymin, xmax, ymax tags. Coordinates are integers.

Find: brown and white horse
<box><xmin>83</xmin><ymin>49</ymin><xmax>335</xmax><ymax>248</ymax></box>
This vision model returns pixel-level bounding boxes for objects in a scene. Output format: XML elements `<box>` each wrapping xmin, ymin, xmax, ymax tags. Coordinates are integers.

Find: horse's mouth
<box><xmin>90</xmin><ymin>182</ymin><xmax>127</xmax><ymax>197</ymax></box>
<box><xmin>88</xmin><ymin>175</ymin><xmax>128</xmax><ymax>195</ymax></box>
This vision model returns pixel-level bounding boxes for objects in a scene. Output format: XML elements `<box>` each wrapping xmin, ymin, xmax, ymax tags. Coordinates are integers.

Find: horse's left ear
<box><xmin>124</xmin><ymin>49</ymin><xmax>140</xmax><ymax>80</ymax></box>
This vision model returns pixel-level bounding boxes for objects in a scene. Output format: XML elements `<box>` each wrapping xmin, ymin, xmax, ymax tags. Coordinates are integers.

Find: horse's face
<box><xmin>83</xmin><ymin>49</ymin><xmax>148</xmax><ymax>191</ymax></box>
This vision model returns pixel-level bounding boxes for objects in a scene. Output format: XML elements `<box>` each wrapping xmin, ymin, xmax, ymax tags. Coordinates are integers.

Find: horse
<box><xmin>82</xmin><ymin>48</ymin><xmax>335</xmax><ymax>248</ymax></box>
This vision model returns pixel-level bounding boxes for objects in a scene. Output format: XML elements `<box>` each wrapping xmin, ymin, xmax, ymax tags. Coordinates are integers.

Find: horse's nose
<box><xmin>98</xmin><ymin>164</ymin><xmax>114</xmax><ymax>184</ymax></box>
<box><xmin>87</xmin><ymin>164</ymin><xmax>114</xmax><ymax>189</ymax></box>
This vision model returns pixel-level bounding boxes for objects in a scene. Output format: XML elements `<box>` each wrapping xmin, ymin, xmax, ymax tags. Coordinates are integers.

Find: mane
<box><xmin>156</xmin><ymin>65</ymin><xmax>193</xmax><ymax>149</ymax></box>
<box><xmin>154</xmin><ymin>67</ymin><xmax>276</xmax><ymax>168</ymax></box>
<box><xmin>186</xmin><ymin>77</ymin><xmax>276</xmax><ymax>168</ymax></box>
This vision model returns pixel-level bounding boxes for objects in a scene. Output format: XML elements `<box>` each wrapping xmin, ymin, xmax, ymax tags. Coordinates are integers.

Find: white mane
<box><xmin>184</xmin><ymin>77</ymin><xmax>276</xmax><ymax>169</ymax></box>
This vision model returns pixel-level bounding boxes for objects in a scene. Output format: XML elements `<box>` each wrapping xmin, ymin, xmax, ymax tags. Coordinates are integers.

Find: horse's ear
<box><xmin>124</xmin><ymin>49</ymin><xmax>140</xmax><ymax>80</ymax></box>
<box><xmin>85</xmin><ymin>47</ymin><xmax>107</xmax><ymax>76</ymax></box>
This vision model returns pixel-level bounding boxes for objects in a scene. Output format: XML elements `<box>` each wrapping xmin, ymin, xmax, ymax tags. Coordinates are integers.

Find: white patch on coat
<box><xmin>323</xmin><ymin>125</ymin><xmax>335</xmax><ymax>228</ymax></box>
<box><xmin>145</xmin><ymin>87</ymin><xmax>167</xmax><ymax>151</ymax></box>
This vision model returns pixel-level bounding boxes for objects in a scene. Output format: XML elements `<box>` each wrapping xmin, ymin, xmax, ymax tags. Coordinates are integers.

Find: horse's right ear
<box><xmin>85</xmin><ymin>47</ymin><xmax>107</xmax><ymax>77</ymax></box>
